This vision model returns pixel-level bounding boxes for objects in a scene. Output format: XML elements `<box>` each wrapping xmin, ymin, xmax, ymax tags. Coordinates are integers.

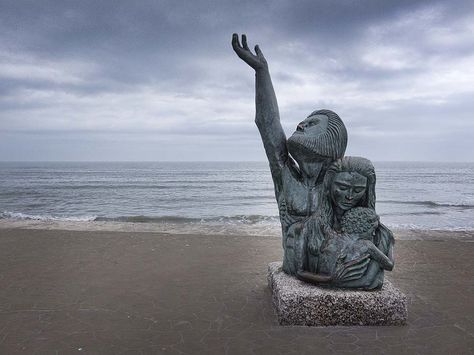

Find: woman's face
<box><xmin>331</xmin><ymin>171</ymin><xmax>367</xmax><ymax>211</ymax></box>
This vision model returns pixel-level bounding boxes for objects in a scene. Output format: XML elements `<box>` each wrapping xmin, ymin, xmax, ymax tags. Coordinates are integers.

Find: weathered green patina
<box><xmin>232</xmin><ymin>34</ymin><xmax>394</xmax><ymax>289</ymax></box>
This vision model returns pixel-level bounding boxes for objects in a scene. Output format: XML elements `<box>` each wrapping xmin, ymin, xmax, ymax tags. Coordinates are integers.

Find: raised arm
<box><xmin>232</xmin><ymin>34</ymin><xmax>288</xmax><ymax>181</ymax></box>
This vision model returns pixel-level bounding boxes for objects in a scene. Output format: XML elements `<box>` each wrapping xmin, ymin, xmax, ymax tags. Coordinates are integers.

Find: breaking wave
<box><xmin>378</xmin><ymin>200</ymin><xmax>474</xmax><ymax>209</ymax></box>
<box><xmin>1</xmin><ymin>211</ymin><xmax>97</xmax><ymax>222</ymax></box>
<box><xmin>1</xmin><ymin>211</ymin><xmax>279</xmax><ymax>225</ymax></box>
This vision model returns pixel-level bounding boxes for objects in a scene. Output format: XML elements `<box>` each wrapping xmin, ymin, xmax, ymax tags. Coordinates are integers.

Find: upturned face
<box><xmin>287</xmin><ymin>114</ymin><xmax>329</xmax><ymax>163</ymax></box>
<box><xmin>331</xmin><ymin>171</ymin><xmax>367</xmax><ymax>211</ymax></box>
<box><xmin>294</xmin><ymin>114</ymin><xmax>328</xmax><ymax>137</ymax></box>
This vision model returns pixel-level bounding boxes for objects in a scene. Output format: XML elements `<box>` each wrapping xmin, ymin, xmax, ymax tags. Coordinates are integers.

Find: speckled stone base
<box><xmin>268</xmin><ymin>262</ymin><xmax>407</xmax><ymax>326</ymax></box>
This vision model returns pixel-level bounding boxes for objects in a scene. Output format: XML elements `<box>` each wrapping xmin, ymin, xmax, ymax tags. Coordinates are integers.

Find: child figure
<box><xmin>318</xmin><ymin>207</ymin><xmax>393</xmax><ymax>278</ymax></box>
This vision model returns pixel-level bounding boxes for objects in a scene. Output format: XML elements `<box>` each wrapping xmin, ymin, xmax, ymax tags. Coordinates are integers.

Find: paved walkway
<box><xmin>0</xmin><ymin>229</ymin><xmax>473</xmax><ymax>354</ymax></box>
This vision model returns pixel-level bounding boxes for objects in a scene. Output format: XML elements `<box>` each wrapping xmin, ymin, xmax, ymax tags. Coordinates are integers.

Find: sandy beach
<box><xmin>0</xmin><ymin>222</ymin><xmax>473</xmax><ymax>354</ymax></box>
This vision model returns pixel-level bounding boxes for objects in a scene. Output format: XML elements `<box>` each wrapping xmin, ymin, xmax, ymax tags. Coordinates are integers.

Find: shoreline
<box><xmin>1</xmin><ymin>218</ymin><xmax>473</xmax><ymax>242</ymax></box>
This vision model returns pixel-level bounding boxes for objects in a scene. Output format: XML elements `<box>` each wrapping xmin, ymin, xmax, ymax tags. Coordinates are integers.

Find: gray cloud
<box><xmin>0</xmin><ymin>0</ymin><xmax>473</xmax><ymax>161</ymax></box>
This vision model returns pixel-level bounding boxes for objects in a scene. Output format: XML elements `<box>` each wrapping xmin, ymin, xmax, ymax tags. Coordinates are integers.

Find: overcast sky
<box><xmin>1</xmin><ymin>0</ymin><xmax>473</xmax><ymax>161</ymax></box>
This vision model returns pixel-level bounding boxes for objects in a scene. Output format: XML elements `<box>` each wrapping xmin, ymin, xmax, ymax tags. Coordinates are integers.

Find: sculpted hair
<box><xmin>341</xmin><ymin>207</ymin><xmax>378</xmax><ymax>234</ymax></box>
<box><xmin>318</xmin><ymin>156</ymin><xmax>377</xmax><ymax>234</ymax></box>
<box><xmin>287</xmin><ymin>109</ymin><xmax>348</xmax><ymax>160</ymax></box>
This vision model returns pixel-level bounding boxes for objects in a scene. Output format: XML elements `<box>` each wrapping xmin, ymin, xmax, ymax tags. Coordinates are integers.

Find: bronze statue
<box><xmin>232</xmin><ymin>34</ymin><xmax>394</xmax><ymax>289</ymax></box>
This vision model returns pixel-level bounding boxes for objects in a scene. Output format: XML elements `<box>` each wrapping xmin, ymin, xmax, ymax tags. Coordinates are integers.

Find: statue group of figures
<box><xmin>232</xmin><ymin>34</ymin><xmax>394</xmax><ymax>290</ymax></box>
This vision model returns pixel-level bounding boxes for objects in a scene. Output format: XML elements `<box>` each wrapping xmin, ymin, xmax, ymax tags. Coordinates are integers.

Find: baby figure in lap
<box><xmin>319</xmin><ymin>207</ymin><xmax>392</xmax><ymax>284</ymax></box>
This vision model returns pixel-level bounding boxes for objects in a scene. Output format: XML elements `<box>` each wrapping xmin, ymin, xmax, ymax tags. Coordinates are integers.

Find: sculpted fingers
<box><xmin>242</xmin><ymin>34</ymin><xmax>250</xmax><ymax>50</ymax></box>
<box><xmin>336</xmin><ymin>256</ymin><xmax>370</xmax><ymax>280</ymax></box>
<box><xmin>232</xmin><ymin>33</ymin><xmax>253</xmax><ymax>62</ymax></box>
<box><xmin>232</xmin><ymin>33</ymin><xmax>240</xmax><ymax>50</ymax></box>
<box><xmin>232</xmin><ymin>34</ymin><xmax>267</xmax><ymax>70</ymax></box>
<box><xmin>255</xmin><ymin>45</ymin><xmax>265</xmax><ymax>59</ymax></box>
<box><xmin>344</xmin><ymin>257</ymin><xmax>370</xmax><ymax>276</ymax></box>
<box><xmin>344</xmin><ymin>261</ymin><xmax>370</xmax><ymax>280</ymax></box>
<box><xmin>346</xmin><ymin>254</ymin><xmax>370</xmax><ymax>268</ymax></box>
<box><xmin>335</xmin><ymin>257</ymin><xmax>360</xmax><ymax>278</ymax></box>
<box><xmin>338</xmin><ymin>266</ymin><xmax>368</xmax><ymax>281</ymax></box>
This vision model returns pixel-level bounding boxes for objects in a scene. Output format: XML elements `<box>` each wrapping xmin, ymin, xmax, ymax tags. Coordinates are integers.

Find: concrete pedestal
<box><xmin>268</xmin><ymin>262</ymin><xmax>407</xmax><ymax>326</ymax></box>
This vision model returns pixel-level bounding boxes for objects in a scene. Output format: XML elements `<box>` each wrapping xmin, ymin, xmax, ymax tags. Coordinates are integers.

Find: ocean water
<box><xmin>1</xmin><ymin>161</ymin><xmax>473</xmax><ymax>234</ymax></box>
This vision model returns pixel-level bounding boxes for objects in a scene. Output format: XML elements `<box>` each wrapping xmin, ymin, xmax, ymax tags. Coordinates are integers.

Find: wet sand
<box><xmin>0</xmin><ymin>225</ymin><xmax>473</xmax><ymax>354</ymax></box>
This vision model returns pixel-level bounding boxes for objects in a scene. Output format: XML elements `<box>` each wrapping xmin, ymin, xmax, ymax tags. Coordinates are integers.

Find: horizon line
<box><xmin>1</xmin><ymin>160</ymin><xmax>473</xmax><ymax>164</ymax></box>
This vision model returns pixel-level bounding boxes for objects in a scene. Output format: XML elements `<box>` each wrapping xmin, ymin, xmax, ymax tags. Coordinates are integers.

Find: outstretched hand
<box><xmin>232</xmin><ymin>33</ymin><xmax>268</xmax><ymax>71</ymax></box>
